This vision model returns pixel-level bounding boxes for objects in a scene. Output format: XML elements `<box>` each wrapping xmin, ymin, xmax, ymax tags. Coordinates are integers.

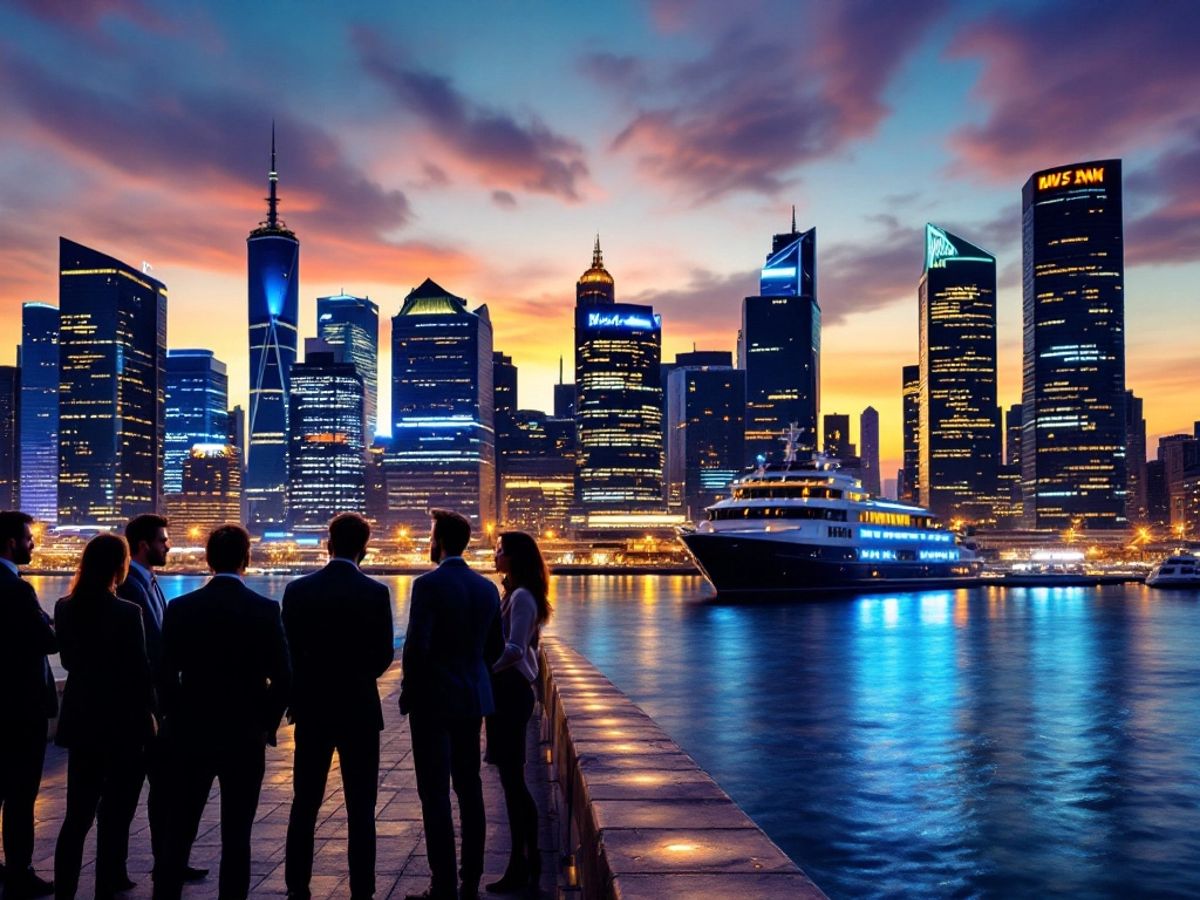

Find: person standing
<box><xmin>52</xmin><ymin>534</ymin><xmax>156</xmax><ymax>900</ymax></box>
<box><xmin>283</xmin><ymin>513</ymin><xmax>394</xmax><ymax>900</ymax></box>
<box><xmin>0</xmin><ymin>511</ymin><xmax>57</xmax><ymax>899</ymax></box>
<box><xmin>153</xmin><ymin>525</ymin><xmax>290</xmax><ymax>900</ymax></box>
<box><xmin>484</xmin><ymin>531</ymin><xmax>551</xmax><ymax>894</ymax></box>
<box><xmin>399</xmin><ymin>510</ymin><xmax>502</xmax><ymax>900</ymax></box>
<box><xmin>116</xmin><ymin>514</ymin><xmax>208</xmax><ymax>887</ymax></box>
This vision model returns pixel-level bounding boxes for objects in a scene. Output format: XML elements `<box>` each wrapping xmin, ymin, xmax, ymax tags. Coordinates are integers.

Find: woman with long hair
<box><xmin>53</xmin><ymin>533</ymin><xmax>156</xmax><ymax>899</ymax></box>
<box><xmin>485</xmin><ymin>530</ymin><xmax>551</xmax><ymax>893</ymax></box>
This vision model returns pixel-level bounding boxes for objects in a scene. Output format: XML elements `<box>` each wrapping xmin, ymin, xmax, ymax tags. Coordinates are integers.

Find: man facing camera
<box><xmin>283</xmin><ymin>513</ymin><xmax>394</xmax><ymax>900</ymax></box>
<box><xmin>153</xmin><ymin>525</ymin><xmax>291</xmax><ymax>900</ymax></box>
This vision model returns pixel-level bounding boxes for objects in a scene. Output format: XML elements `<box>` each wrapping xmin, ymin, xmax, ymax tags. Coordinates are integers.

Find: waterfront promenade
<box><xmin>27</xmin><ymin>664</ymin><xmax>560</xmax><ymax>899</ymax></box>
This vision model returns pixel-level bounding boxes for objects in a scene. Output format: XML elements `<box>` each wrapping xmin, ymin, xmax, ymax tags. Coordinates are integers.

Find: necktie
<box><xmin>149</xmin><ymin>575</ymin><xmax>166</xmax><ymax>629</ymax></box>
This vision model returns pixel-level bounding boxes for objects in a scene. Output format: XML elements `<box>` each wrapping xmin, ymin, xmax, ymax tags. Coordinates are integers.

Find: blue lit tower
<box><xmin>317</xmin><ymin>293</ymin><xmax>379</xmax><ymax>437</ymax></box>
<box><xmin>19</xmin><ymin>303</ymin><xmax>59</xmax><ymax>522</ymax></box>
<box><xmin>58</xmin><ymin>237</ymin><xmax>167</xmax><ymax>525</ymax></box>
<box><xmin>741</xmin><ymin>211</ymin><xmax>820</xmax><ymax>463</ymax></box>
<box><xmin>164</xmin><ymin>350</ymin><xmax>229</xmax><ymax>494</ymax></box>
<box><xmin>246</xmin><ymin>127</ymin><xmax>299</xmax><ymax>529</ymax></box>
<box><xmin>1021</xmin><ymin>160</ymin><xmax>1126</xmax><ymax>529</ymax></box>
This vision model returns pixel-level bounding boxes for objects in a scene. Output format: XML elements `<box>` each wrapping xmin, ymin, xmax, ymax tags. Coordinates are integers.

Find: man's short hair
<box><xmin>431</xmin><ymin>509</ymin><xmax>471</xmax><ymax>557</ymax></box>
<box><xmin>329</xmin><ymin>512</ymin><xmax>371</xmax><ymax>559</ymax></box>
<box><xmin>0</xmin><ymin>511</ymin><xmax>33</xmax><ymax>545</ymax></box>
<box><xmin>126</xmin><ymin>513</ymin><xmax>169</xmax><ymax>552</ymax></box>
<box><xmin>206</xmin><ymin>524</ymin><xmax>251</xmax><ymax>573</ymax></box>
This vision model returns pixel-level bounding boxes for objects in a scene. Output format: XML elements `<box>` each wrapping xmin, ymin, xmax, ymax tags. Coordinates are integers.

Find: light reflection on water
<box><xmin>30</xmin><ymin>573</ymin><xmax>1200</xmax><ymax>897</ymax></box>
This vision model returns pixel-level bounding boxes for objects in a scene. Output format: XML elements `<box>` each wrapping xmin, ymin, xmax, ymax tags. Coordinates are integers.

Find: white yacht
<box><xmin>1146</xmin><ymin>552</ymin><xmax>1200</xmax><ymax>589</ymax></box>
<box><xmin>678</xmin><ymin>428</ymin><xmax>981</xmax><ymax>596</ymax></box>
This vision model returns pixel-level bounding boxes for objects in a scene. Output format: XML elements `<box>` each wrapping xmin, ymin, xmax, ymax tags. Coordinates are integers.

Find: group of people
<box><xmin>0</xmin><ymin>507</ymin><xmax>551</xmax><ymax>900</ymax></box>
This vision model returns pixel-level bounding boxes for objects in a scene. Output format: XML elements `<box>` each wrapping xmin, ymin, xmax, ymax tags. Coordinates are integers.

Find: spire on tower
<box><xmin>592</xmin><ymin>234</ymin><xmax>603</xmax><ymax>268</ymax></box>
<box><xmin>559</xmin><ymin>355</ymin><xmax>564</xmax><ymax>384</ymax></box>
<box><xmin>791</xmin><ymin>204</ymin><xmax>796</xmax><ymax>234</ymax></box>
<box><xmin>267</xmin><ymin>122</ymin><xmax>279</xmax><ymax>228</ymax></box>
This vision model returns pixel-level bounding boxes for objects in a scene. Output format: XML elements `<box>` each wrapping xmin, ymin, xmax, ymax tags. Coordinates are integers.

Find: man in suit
<box><xmin>153</xmin><ymin>525</ymin><xmax>291</xmax><ymax>900</ymax></box>
<box><xmin>0</xmin><ymin>511</ymin><xmax>56</xmax><ymax>899</ymax></box>
<box><xmin>399</xmin><ymin>510</ymin><xmax>502</xmax><ymax>900</ymax></box>
<box><xmin>282</xmin><ymin>512</ymin><xmax>394</xmax><ymax>900</ymax></box>
<box><xmin>116</xmin><ymin>514</ymin><xmax>208</xmax><ymax>889</ymax></box>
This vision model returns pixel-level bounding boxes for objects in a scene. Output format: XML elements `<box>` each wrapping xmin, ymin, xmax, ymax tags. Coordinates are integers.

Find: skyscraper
<box><xmin>0</xmin><ymin>367</ymin><xmax>18</xmax><ymax>509</ymax></box>
<box><xmin>164</xmin><ymin>350</ymin><xmax>229</xmax><ymax>495</ymax></box>
<box><xmin>860</xmin><ymin>406</ymin><xmax>881</xmax><ymax>496</ymax></box>
<box><xmin>163</xmin><ymin>445</ymin><xmax>243</xmax><ymax>539</ymax></box>
<box><xmin>665</xmin><ymin>357</ymin><xmax>744</xmax><ymax>517</ymax></box>
<box><xmin>1005</xmin><ymin>403</ymin><xmax>1023</xmax><ymax>468</ymax></box>
<box><xmin>1022</xmin><ymin>160</ymin><xmax>1126</xmax><ymax>529</ymax></box>
<box><xmin>823</xmin><ymin>414</ymin><xmax>852</xmax><ymax>458</ymax></box>
<box><xmin>1125</xmin><ymin>390</ymin><xmax>1147</xmax><ymax>524</ymax></box>
<box><xmin>742</xmin><ymin>216</ymin><xmax>819</xmax><ymax>462</ymax></box>
<box><xmin>918</xmin><ymin>224</ymin><xmax>1000</xmax><ymax>519</ymax></box>
<box><xmin>901</xmin><ymin>364</ymin><xmax>919</xmax><ymax>502</ymax></box>
<box><xmin>18</xmin><ymin>303</ymin><xmax>58</xmax><ymax>522</ymax></box>
<box><xmin>553</xmin><ymin>356</ymin><xmax>575</xmax><ymax>419</ymax></box>
<box><xmin>317</xmin><ymin>293</ymin><xmax>379</xmax><ymax>437</ymax></box>
<box><xmin>493</xmin><ymin>350</ymin><xmax>518</xmax><ymax>464</ymax></box>
<box><xmin>573</xmin><ymin>240</ymin><xmax>664</xmax><ymax>511</ymax></box>
<box><xmin>58</xmin><ymin>237</ymin><xmax>167</xmax><ymax>525</ymax></box>
<box><xmin>388</xmin><ymin>278</ymin><xmax>496</xmax><ymax>529</ymax></box>
<box><xmin>288</xmin><ymin>344</ymin><xmax>366</xmax><ymax>531</ymax></box>
<box><xmin>246</xmin><ymin>129</ymin><xmax>300</xmax><ymax>529</ymax></box>
<box><xmin>500</xmin><ymin>410</ymin><xmax>576</xmax><ymax>534</ymax></box>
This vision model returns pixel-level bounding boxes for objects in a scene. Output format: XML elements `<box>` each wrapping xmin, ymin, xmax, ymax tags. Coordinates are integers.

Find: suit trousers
<box><xmin>0</xmin><ymin>717</ymin><xmax>48</xmax><ymax>875</ymax></box>
<box><xmin>53</xmin><ymin>744</ymin><xmax>144</xmax><ymax>897</ymax></box>
<box><xmin>408</xmin><ymin>713</ymin><xmax>485</xmax><ymax>895</ymax></box>
<box><xmin>285</xmin><ymin>722</ymin><xmax>380</xmax><ymax>899</ymax></box>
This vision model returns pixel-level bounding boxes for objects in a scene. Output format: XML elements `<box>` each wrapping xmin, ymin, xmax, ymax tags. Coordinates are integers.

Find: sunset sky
<box><xmin>1</xmin><ymin>0</ymin><xmax>1197</xmax><ymax>478</ymax></box>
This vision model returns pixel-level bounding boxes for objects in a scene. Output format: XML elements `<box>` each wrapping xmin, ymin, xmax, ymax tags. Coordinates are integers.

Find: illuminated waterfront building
<box><xmin>1159</xmin><ymin>434</ymin><xmax>1199</xmax><ymax>529</ymax></box>
<box><xmin>919</xmin><ymin>224</ymin><xmax>1000</xmax><ymax>520</ymax></box>
<box><xmin>1006</xmin><ymin>403</ymin><xmax>1023</xmax><ymax>467</ymax></box>
<box><xmin>665</xmin><ymin>356</ymin><xmax>744</xmax><ymax>518</ymax></box>
<box><xmin>823</xmin><ymin>414</ymin><xmax>852</xmax><ymax>458</ymax></box>
<box><xmin>246</xmin><ymin>130</ymin><xmax>299</xmax><ymax>530</ymax></box>
<box><xmin>573</xmin><ymin>239</ymin><xmax>664</xmax><ymax>512</ymax></box>
<box><xmin>0</xmin><ymin>367</ymin><xmax>18</xmax><ymax>509</ymax></box>
<box><xmin>500</xmin><ymin>410</ymin><xmax>575</xmax><ymax>534</ymax></box>
<box><xmin>900</xmin><ymin>364</ymin><xmax>919</xmax><ymax>502</ymax></box>
<box><xmin>288</xmin><ymin>343</ymin><xmax>366</xmax><ymax>531</ymax></box>
<box><xmin>58</xmin><ymin>237</ymin><xmax>167</xmax><ymax>525</ymax></box>
<box><xmin>18</xmin><ymin>303</ymin><xmax>58</xmax><ymax>522</ymax></box>
<box><xmin>860</xmin><ymin>406</ymin><xmax>881</xmax><ymax>496</ymax></box>
<box><xmin>1125</xmin><ymin>390</ymin><xmax>1147</xmax><ymax>523</ymax></box>
<box><xmin>165</xmin><ymin>350</ymin><xmax>229</xmax><ymax>495</ymax></box>
<box><xmin>317</xmin><ymin>293</ymin><xmax>378</xmax><ymax>437</ymax></box>
<box><xmin>493</xmin><ymin>351</ymin><xmax>518</xmax><ymax>497</ymax></box>
<box><xmin>388</xmin><ymin>278</ymin><xmax>496</xmax><ymax>530</ymax></box>
<box><xmin>1021</xmin><ymin>160</ymin><xmax>1126</xmax><ymax>529</ymax></box>
<box><xmin>163</xmin><ymin>444</ymin><xmax>242</xmax><ymax>539</ymax></box>
<box><xmin>741</xmin><ymin>216</ymin><xmax>819</xmax><ymax>462</ymax></box>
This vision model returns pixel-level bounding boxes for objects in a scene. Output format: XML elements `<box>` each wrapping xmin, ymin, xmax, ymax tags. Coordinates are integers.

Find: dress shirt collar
<box><xmin>0</xmin><ymin>557</ymin><xmax>18</xmax><ymax>577</ymax></box>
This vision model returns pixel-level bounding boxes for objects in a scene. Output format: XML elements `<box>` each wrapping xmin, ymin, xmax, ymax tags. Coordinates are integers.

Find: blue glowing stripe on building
<box><xmin>759</xmin><ymin>236</ymin><xmax>805</xmax><ymax>297</ymax></box>
<box><xmin>860</xmin><ymin>527</ymin><xmax>952</xmax><ymax>542</ymax></box>
<box><xmin>586</xmin><ymin>311</ymin><xmax>661</xmax><ymax>330</ymax></box>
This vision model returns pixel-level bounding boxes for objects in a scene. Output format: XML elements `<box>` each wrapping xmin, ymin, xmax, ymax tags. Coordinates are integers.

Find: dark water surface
<box><xmin>33</xmin><ymin>574</ymin><xmax>1200</xmax><ymax>898</ymax></box>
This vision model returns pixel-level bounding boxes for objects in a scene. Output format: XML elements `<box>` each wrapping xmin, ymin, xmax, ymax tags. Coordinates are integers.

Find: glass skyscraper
<box><xmin>388</xmin><ymin>278</ymin><xmax>496</xmax><ymax>529</ymax></box>
<box><xmin>919</xmin><ymin>224</ymin><xmax>1000</xmax><ymax>520</ymax></box>
<box><xmin>246</xmin><ymin>131</ymin><xmax>299</xmax><ymax>529</ymax></box>
<box><xmin>19</xmin><ymin>303</ymin><xmax>58</xmax><ymax>522</ymax></box>
<box><xmin>164</xmin><ymin>349</ymin><xmax>229</xmax><ymax>495</ymax></box>
<box><xmin>58</xmin><ymin>237</ymin><xmax>167</xmax><ymax>525</ymax></box>
<box><xmin>316</xmin><ymin>293</ymin><xmax>379</xmax><ymax>437</ymax></box>
<box><xmin>860</xmin><ymin>406</ymin><xmax>881</xmax><ymax>496</ymax></box>
<box><xmin>665</xmin><ymin>358</ymin><xmax>744</xmax><ymax>518</ymax></box>
<box><xmin>0</xmin><ymin>367</ymin><xmax>18</xmax><ymax>509</ymax></box>
<box><xmin>901</xmin><ymin>364</ymin><xmax>919</xmax><ymax>502</ymax></box>
<box><xmin>1021</xmin><ymin>159</ymin><xmax>1126</xmax><ymax>529</ymax></box>
<box><xmin>741</xmin><ymin>220</ymin><xmax>819</xmax><ymax>463</ymax></box>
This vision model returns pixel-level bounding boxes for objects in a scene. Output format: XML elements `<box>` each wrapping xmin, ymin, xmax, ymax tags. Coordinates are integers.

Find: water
<box><xmin>32</xmin><ymin>574</ymin><xmax>1200</xmax><ymax>898</ymax></box>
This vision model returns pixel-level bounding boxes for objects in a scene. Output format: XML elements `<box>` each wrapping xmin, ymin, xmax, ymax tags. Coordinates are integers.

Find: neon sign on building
<box><xmin>586</xmin><ymin>311</ymin><xmax>661</xmax><ymax>330</ymax></box>
<box><xmin>1036</xmin><ymin>166</ymin><xmax>1105</xmax><ymax>191</ymax></box>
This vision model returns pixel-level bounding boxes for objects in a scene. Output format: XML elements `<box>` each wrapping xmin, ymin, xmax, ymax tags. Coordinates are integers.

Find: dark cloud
<box><xmin>1126</xmin><ymin>127</ymin><xmax>1200</xmax><ymax>267</ymax></box>
<box><xmin>820</xmin><ymin>223</ymin><xmax>921</xmax><ymax>324</ymax></box>
<box><xmin>355</xmin><ymin>30</ymin><xmax>589</xmax><ymax>202</ymax></box>
<box><xmin>491</xmin><ymin>190</ymin><xmax>517</xmax><ymax>209</ymax></box>
<box><xmin>416</xmin><ymin>162</ymin><xmax>450</xmax><ymax>188</ymax></box>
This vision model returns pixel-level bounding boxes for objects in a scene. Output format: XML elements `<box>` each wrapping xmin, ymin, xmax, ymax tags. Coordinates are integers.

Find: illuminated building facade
<box><xmin>163</xmin><ymin>445</ymin><xmax>242</xmax><ymax>539</ymax></box>
<box><xmin>823</xmin><ymin>414</ymin><xmax>852</xmax><ymax>458</ymax></box>
<box><xmin>1125</xmin><ymin>390</ymin><xmax>1147</xmax><ymax>524</ymax></box>
<box><xmin>900</xmin><ymin>364</ymin><xmax>919</xmax><ymax>502</ymax></box>
<box><xmin>388</xmin><ymin>278</ymin><xmax>496</xmax><ymax>530</ymax></box>
<box><xmin>165</xmin><ymin>350</ymin><xmax>229</xmax><ymax>495</ymax></box>
<box><xmin>317</xmin><ymin>293</ymin><xmax>378</xmax><ymax>437</ymax></box>
<box><xmin>19</xmin><ymin>303</ymin><xmax>58</xmax><ymax>522</ymax></box>
<box><xmin>1022</xmin><ymin>159</ymin><xmax>1126</xmax><ymax>529</ymax></box>
<box><xmin>500</xmin><ymin>410</ymin><xmax>575</xmax><ymax>534</ymax></box>
<box><xmin>0</xmin><ymin>367</ymin><xmax>18</xmax><ymax>509</ymax></box>
<box><xmin>1006</xmin><ymin>403</ymin><xmax>1023</xmax><ymax>467</ymax></box>
<box><xmin>288</xmin><ymin>345</ymin><xmax>366</xmax><ymax>531</ymax></box>
<box><xmin>58</xmin><ymin>237</ymin><xmax>167</xmax><ymax>525</ymax></box>
<box><xmin>246</xmin><ymin>131</ymin><xmax>299</xmax><ymax>529</ymax></box>
<box><xmin>860</xmin><ymin>406</ymin><xmax>881</xmax><ymax>496</ymax></box>
<box><xmin>493</xmin><ymin>351</ymin><xmax>518</xmax><ymax>497</ymax></box>
<box><xmin>919</xmin><ymin>224</ymin><xmax>1000</xmax><ymax>520</ymax></box>
<box><xmin>741</xmin><ymin>219</ymin><xmax>819</xmax><ymax>463</ymax></box>
<box><xmin>666</xmin><ymin>359</ymin><xmax>744</xmax><ymax>518</ymax></box>
<box><xmin>573</xmin><ymin>240</ymin><xmax>664</xmax><ymax>511</ymax></box>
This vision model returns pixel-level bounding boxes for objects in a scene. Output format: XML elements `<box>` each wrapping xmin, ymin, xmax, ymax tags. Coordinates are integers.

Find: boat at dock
<box><xmin>1146</xmin><ymin>552</ymin><xmax>1200</xmax><ymax>589</ymax></box>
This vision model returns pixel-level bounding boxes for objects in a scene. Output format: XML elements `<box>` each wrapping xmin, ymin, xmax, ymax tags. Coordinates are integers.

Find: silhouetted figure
<box><xmin>399</xmin><ymin>510</ymin><xmax>503</xmax><ymax>900</ymax></box>
<box><xmin>485</xmin><ymin>531</ymin><xmax>551</xmax><ymax>894</ymax></box>
<box><xmin>115</xmin><ymin>514</ymin><xmax>208</xmax><ymax>887</ymax></box>
<box><xmin>153</xmin><ymin>526</ymin><xmax>290</xmax><ymax>900</ymax></box>
<box><xmin>52</xmin><ymin>533</ymin><xmax>156</xmax><ymax>900</ymax></box>
<box><xmin>0</xmin><ymin>511</ymin><xmax>57</xmax><ymax>899</ymax></box>
<box><xmin>283</xmin><ymin>513</ymin><xmax>394</xmax><ymax>900</ymax></box>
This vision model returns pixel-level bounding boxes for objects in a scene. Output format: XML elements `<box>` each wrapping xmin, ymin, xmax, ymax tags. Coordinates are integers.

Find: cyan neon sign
<box><xmin>587</xmin><ymin>312</ymin><xmax>660</xmax><ymax>330</ymax></box>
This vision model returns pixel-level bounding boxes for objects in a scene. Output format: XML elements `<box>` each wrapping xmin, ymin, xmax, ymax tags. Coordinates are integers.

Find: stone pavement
<box><xmin>24</xmin><ymin>663</ymin><xmax>560</xmax><ymax>899</ymax></box>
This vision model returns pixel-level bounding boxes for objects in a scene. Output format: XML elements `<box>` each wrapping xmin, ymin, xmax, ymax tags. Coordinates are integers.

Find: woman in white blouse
<box><xmin>485</xmin><ymin>531</ymin><xmax>551</xmax><ymax>893</ymax></box>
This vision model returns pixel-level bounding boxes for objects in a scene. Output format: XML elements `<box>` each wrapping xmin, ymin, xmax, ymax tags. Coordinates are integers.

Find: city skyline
<box><xmin>0</xmin><ymin>2</ymin><xmax>1198</xmax><ymax>482</ymax></box>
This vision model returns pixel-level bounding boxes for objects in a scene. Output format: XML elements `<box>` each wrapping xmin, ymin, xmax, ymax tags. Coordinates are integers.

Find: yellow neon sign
<box><xmin>1037</xmin><ymin>166</ymin><xmax>1105</xmax><ymax>191</ymax></box>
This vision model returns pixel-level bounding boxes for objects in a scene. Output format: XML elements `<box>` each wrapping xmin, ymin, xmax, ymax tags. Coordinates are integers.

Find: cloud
<box><xmin>1126</xmin><ymin>127</ymin><xmax>1200</xmax><ymax>267</ymax></box>
<box><xmin>491</xmin><ymin>190</ymin><xmax>517</xmax><ymax>210</ymax></box>
<box><xmin>590</xmin><ymin>0</ymin><xmax>947</xmax><ymax>202</ymax></box>
<box><xmin>947</xmin><ymin>0</ymin><xmax>1200</xmax><ymax>179</ymax></box>
<box><xmin>355</xmin><ymin>29</ymin><xmax>590</xmax><ymax>203</ymax></box>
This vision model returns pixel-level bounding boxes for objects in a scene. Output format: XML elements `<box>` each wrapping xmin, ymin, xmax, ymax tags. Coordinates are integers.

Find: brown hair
<box><xmin>68</xmin><ymin>533</ymin><xmax>130</xmax><ymax>598</ymax></box>
<box><xmin>329</xmin><ymin>512</ymin><xmax>371</xmax><ymax>559</ymax></box>
<box><xmin>206</xmin><ymin>524</ymin><xmax>251</xmax><ymax>573</ymax></box>
<box><xmin>125</xmin><ymin>513</ymin><xmax>168</xmax><ymax>554</ymax></box>
<box><xmin>431</xmin><ymin>508</ymin><xmax>471</xmax><ymax>557</ymax></box>
<box><xmin>499</xmin><ymin>530</ymin><xmax>551</xmax><ymax>625</ymax></box>
<box><xmin>0</xmin><ymin>510</ymin><xmax>33</xmax><ymax>546</ymax></box>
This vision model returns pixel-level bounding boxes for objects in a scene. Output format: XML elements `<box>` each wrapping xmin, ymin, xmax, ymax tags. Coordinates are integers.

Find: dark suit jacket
<box><xmin>0</xmin><ymin>564</ymin><xmax>57</xmax><ymax>723</ymax></box>
<box><xmin>54</xmin><ymin>591</ymin><xmax>155</xmax><ymax>749</ymax></box>
<box><xmin>117</xmin><ymin>565</ymin><xmax>168</xmax><ymax>707</ymax></box>
<box><xmin>399</xmin><ymin>559</ymin><xmax>502</xmax><ymax>718</ymax></box>
<box><xmin>282</xmin><ymin>559</ymin><xmax>394</xmax><ymax>732</ymax></box>
<box><xmin>162</xmin><ymin>575</ymin><xmax>291</xmax><ymax>746</ymax></box>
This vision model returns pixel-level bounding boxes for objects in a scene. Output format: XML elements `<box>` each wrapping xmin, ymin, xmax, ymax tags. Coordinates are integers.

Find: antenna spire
<box><xmin>592</xmin><ymin>233</ymin><xmax>603</xmax><ymax>268</ymax></box>
<box><xmin>558</xmin><ymin>355</ymin><xmax>564</xmax><ymax>384</ymax></box>
<box><xmin>267</xmin><ymin>122</ymin><xmax>279</xmax><ymax>228</ymax></box>
<box><xmin>791</xmin><ymin>204</ymin><xmax>796</xmax><ymax>234</ymax></box>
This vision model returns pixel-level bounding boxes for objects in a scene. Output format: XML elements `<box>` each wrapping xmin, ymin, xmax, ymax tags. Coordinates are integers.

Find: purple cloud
<box><xmin>1127</xmin><ymin>128</ymin><xmax>1200</xmax><ymax>267</ymax></box>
